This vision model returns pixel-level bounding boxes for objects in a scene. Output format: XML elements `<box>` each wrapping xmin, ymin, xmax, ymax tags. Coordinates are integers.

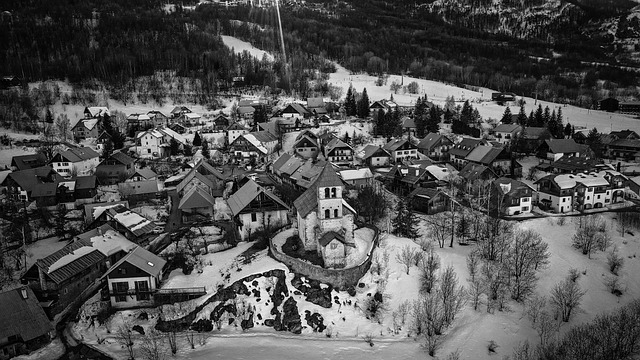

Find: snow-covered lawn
<box><xmin>132</xmin><ymin>204</ymin><xmax>169</xmax><ymax>222</ymax></box>
<box><xmin>26</xmin><ymin>236</ymin><xmax>67</xmax><ymax>268</ymax></box>
<box><xmin>221</xmin><ymin>35</ymin><xmax>274</xmax><ymax>62</ymax></box>
<box><xmin>0</xmin><ymin>146</ymin><xmax>36</xmax><ymax>168</ymax></box>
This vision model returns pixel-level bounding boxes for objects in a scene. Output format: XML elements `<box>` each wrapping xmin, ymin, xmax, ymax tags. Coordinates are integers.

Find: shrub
<box><xmin>604</xmin><ymin>276</ymin><xmax>624</xmax><ymax>297</ymax></box>
<box><xmin>487</xmin><ymin>340</ymin><xmax>499</xmax><ymax>353</ymax></box>
<box><xmin>607</xmin><ymin>246</ymin><xmax>624</xmax><ymax>275</ymax></box>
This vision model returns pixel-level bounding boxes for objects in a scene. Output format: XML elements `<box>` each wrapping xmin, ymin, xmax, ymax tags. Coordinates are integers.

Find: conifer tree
<box><xmin>501</xmin><ymin>107</ymin><xmax>512</xmax><ymax>124</ymax></box>
<box><xmin>426</xmin><ymin>106</ymin><xmax>440</xmax><ymax>134</ymax></box>
<box><xmin>357</xmin><ymin>88</ymin><xmax>370</xmax><ymax>118</ymax></box>
<box><xmin>543</xmin><ymin>106</ymin><xmax>551</xmax><ymax>125</ymax></box>
<box><xmin>534</xmin><ymin>104</ymin><xmax>544</xmax><ymax>126</ymax></box>
<box><xmin>415</xmin><ymin>96</ymin><xmax>428</xmax><ymax>138</ymax></box>
<box><xmin>528</xmin><ymin>111</ymin><xmax>535</xmax><ymax>126</ymax></box>
<box><xmin>376</xmin><ymin>109</ymin><xmax>386</xmax><ymax>136</ymax></box>
<box><xmin>517</xmin><ymin>105</ymin><xmax>528</xmax><ymax>125</ymax></box>
<box><xmin>392</xmin><ymin>200</ymin><xmax>407</xmax><ymax>236</ymax></box>
<box><xmin>564</xmin><ymin>123</ymin><xmax>573</xmax><ymax>138</ymax></box>
<box><xmin>345</xmin><ymin>84</ymin><xmax>357</xmax><ymax>116</ymax></box>
<box><xmin>193</xmin><ymin>131</ymin><xmax>202</xmax><ymax>146</ymax></box>
<box><xmin>202</xmin><ymin>139</ymin><xmax>210</xmax><ymax>159</ymax></box>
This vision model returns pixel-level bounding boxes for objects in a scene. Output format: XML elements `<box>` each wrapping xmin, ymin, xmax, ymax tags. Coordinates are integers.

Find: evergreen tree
<box><xmin>101</xmin><ymin>138</ymin><xmax>114</xmax><ymax>159</ymax></box>
<box><xmin>202</xmin><ymin>139</ymin><xmax>210</xmax><ymax>159</ymax></box>
<box><xmin>169</xmin><ymin>138</ymin><xmax>180</xmax><ymax>156</ymax></box>
<box><xmin>501</xmin><ymin>107</ymin><xmax>512</xmax><ymax>124</ymax></box>
<box><xmin>415</xmin><ymin>96</ymin><xmax>428</xmax><ymax>138</ymax></box>
<box><xmin>528</xmin><ymin>111</ymin><xmax>535</xmax><ymax>126</ymax></box>
<box><xmin>392</xmin><ymin>199</ymin><xmax>419</xmax><ymax>239</ymax></box>
<box><xmin>343</xmin><ymin>132</ymin><xmax>351</xmax><ymax>145</ymax></box>
<box><xmin>193</xmin><ymin>131</ymin><xmax>202</xmax><ymax>146</ymax></box>
<box><xmin>555</xmin><ymin>109</ymin><xmax>564</xmax><ymax>138</ymax></box>
<box><xmin>357</xmin><ymin>88</ymin><xmax>370</xmax><ymax>118</ymax></box>
<box><xmin>460</xmin><ymin>100</ymin><xmax>474</xmax><ymax>125</ymax></box>
<box><xmin>534</xmin><ymin>104</ymin><xmax>544</xmax><ymax>126</ymax></box>
<box><xmin>426</xmin><ymin>105</ymin><xmax>440</xmax><ymax>133</ymax></box>
<box><xmin>564</xmin><ymin>123</ymin><xmax>573</xmax><ymax>138</ymax></box>
<box><xmin>517</xmin><ymin>105</ymin><xmax>528</xmax><ymax>125</ymax></box>
<box><xmin>253</xmin><ymin>106</ymin><xmax>268</xmax><ymax>124</ymax></box>
<box><xmin>405</xmin><ymin>204</ymin><xmax>419</xmax><ymax>240</ymax></box>
<box><xmin>556</xmin><ymin>107</ymin><xmax>564</xmax><ymax>126</ymax></box>
<box><xmin>444</xmin><ymin>108</ymin><xmax>454</xmax><ymax>123</ymax></box>
<box><xmin>345</xmin><ymin>84</ymin><xmax>357</xmax><ymax>116</ymax></box>
<box><xmin>543</xmin><ymin>106</ymin><xmax>551</xmax><ymax>125</ymax></box>
<box><xmin>586</xmin><ymin>127</ymin><xmax>603</xmax><ymax>157</ymax></box>
<box><xmin>45</xmin><ymin>108</ymin><xmax>54</xmax><ymax>124</ymax></box>
<box><xmin>55</xmin><ymin>203</ymin><xmax>67</xmax><ymax>239</ymax></box>
<box><xmin>376</xmin><ymin>109</ymin><xmax>386</xmax><ymax>136</ymax></box>
<box><xmin>391</xmin><ymin>199</ymin><xmax>407</xmax><ymax>236</ymax></box>
<box><xmin>547</xmin><ymin>110</ymin><xmax>559</xmax><ymax>139</ymax></box>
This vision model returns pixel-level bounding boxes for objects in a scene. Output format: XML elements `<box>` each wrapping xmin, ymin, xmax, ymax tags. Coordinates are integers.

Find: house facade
<box><xmin>227</xmin><ymin>180</ymin><xmax>290</xmax><ymax>241</ymax></box>
<box><xmin>135</xmin><ymin>129</ymin><xmax>169</xmax><ymax>159</ymax></box>
<box><xmin>292</xmin><ymin>133</ymin><xmax>320</xmax><ymax>159</ymax></box>
<box><xmin>492</xmin><ymin>178</ymin><xmax>534</xmax><ymax>216</ymax></box>
<box><xmin>324</xmin><ymin>138</ymin><xmax>354</xmax><ymax>166</ymax></box>
<box><xmin>104</xmin><ymin>247</ymin><xmax>166</xmax><ymax>309</ymax></box>
<box><xmin>383</xmin><ymin>139</ymin><xmax>418</xmax><ymax>163</ymax></box>
<box><xmin>493</xmin><ymin>124</ymin><xmax>522</xmax><ymax>145</ymax></box>
<box><xmin>230</xmin><ymin>131</ymin><xmax>278</xmax><ymax>160</ymax></box>
<box><xmin>537</xmin><ymin>139</ymin><xmax>591</xmax><ymax>162</ymax></box>
<box><xmin>96</xmin><ymin>152</ymin><xmax>135</xmax><ymax>185</ymax></box>
<box><xmin>50</xmin><ymin>147</ymin><xmax>100</xmax><ymax>177</ymax></box>
<box><xmin>408</xmin><ymin>188</ymin><xmax>449</xmax><ymax>215</ymax></box>
<box><xmin>359</xmin><ymin>145</ymin><xmax>391</xmax><ymax>167</ymax></box>
<box><xmin>226</xmin><ymin>123</ymin><xmax>249</xmax><ymax>145</ymax></box>
<box><xmin>417</xmin><ymin>133</ymin><xmax>453</xmax><ymax>161</ymax></box>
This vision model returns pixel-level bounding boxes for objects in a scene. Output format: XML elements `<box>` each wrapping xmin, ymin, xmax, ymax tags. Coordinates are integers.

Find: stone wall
<box><xmin>269</xmin><ymin>223</ymin><xmax>379</xmax><ymax>289</ymax></box>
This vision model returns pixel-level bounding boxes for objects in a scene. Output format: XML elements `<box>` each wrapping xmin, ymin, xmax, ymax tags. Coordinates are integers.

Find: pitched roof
<box><xmin>544</xmin><ymin>139</ymin><xmax>584</xmax><ymax>154</ymax></box>
<box><xmin>325</xmin><ymin>138</ymin><xmax>352</xmax><ymax>154</ymax></box>
<box><xmin>0</xmin><ymin>287</ymin><xmax>53</xmax><ymax>342</ymax></box>
<box><xmin>550</xmin><ymin>156</ymin><xmax>599</xmax><ymax>172</ymax></box>
<box><xmin>538</xmin><ymin>172</ymin><xmax>614</xmax><ymax>189</ymax></box>
<box><xmin>227</xmin><ymin>179</ymin><xmax>289</xmax><ymax>216</ymax></box>
<box><xmin>294</xmin><ymin>164</ymin><xmax>343</xmax><ymax>217</ymax></box>
<box><xmin>104</xmin><ymin>246</ymin><xmax>166</xmax><ymax>279</ymax></box>
<box><xmin>5</xmin><ymin>166</ymin><xmax>60</xmax><ymax>193</ymax></box>
<box><xmin>293</xmin><ymin>134</ymin><xmax>319</xmax><ymax>149</ymax></box>
<box><xmin>458</xmin><ymin>163</ymin><xmax>496</xmax><ymax>182</ymax></box>
<box><xmin>609</xmin><ymin>130</ymin><xmax>639</xmax><ymax>139</ymax></box>
<box><xmin>272</xmin><ymin>152</ymin><xmax>293</xmax><ymax>173</ymax></box>
<box><xmin>339</xmin><ymin>168</ymin><xmax>373</xmax><ymax>181</ymax></box>
<box><xmin>493</xmin><ymin>177</ymin><xmax>534</xmax><ymax>197</ymax></box>
<box><xmin>54</xmin><ymin>147</ymin><xmax>100</xmax><ymax>163</ymax></box>
<box><xmin>74</xmin><ymin>175</ymin><xmax>97</xmax><ymax>190</ymax></box>
<box><xmin>417</xmin><ymin>133</ymin><xmax>451</xmax><ymax>151</ymax></box>
<box><xmin>360</xmin><ymin>145</ymin><xmax>390</xmax><ymax>160</ymax></box>
<box><xmin>159</xmin><ymin>127</ymin><xmax>187</xmax><ymax>145</ymax></box>
<box><xmin>493</xmin><ymin>124</ymin><xmax>522</xmax><ymax>133</ymax></box>
<box><xmin>383</xmin><ymin>138</ymin><xmax>412</xmax><ymax>152</ymax></box>
<box><xmin>290</xmin><ymin>159</ymin><xmax>327</xmax><ymax>188</ymax></box>
<box><xmin>408</xmin><ymin>187</ymin><xmax>444</xmax><ymax>200</ymax></box>
<box><xmin>307</xmin><ymin>97</ymin><xmax>325</xmax><ymax>108</ymax></box>
<box><xmin>104</xmin><ymin>205</ymin><xmax>156</xmax><ymax>237</ymax></box>
<box><xmin>465</xmin><ymin>145</ymin><xmax>504</xmax><ymax>165</ymax></box>
<box><xmin>30</xmin><ymin>182</ymin><xmax>58</xmax><ymax>198</ymax></box>
<box><xmin>250</xmin><ymin>130</ymin><xmax>278</xmax><ymax>143</ymax></box>
<box><xmin>402</xmin><ymin>118</ymin><xmax>416</xmax><ymax>129</ymax></box>
<box><xmin>521</xmin><ymin>127</ymin><xmax>552</xmax><ymax>140</ymax></box>
<box><xmin>226</xmin><ymin>122</ymin><xmax>247</xmax><ymax>131</ymax></box>
<box><xmin>11</xmin><ymin>153</ymin><xmax>47</xmax><ymax>170</ymax></box>
<box><xmin>318</xmin><ymin>231</ymin><xmax>349</xmax><ymax>247</ymax></box>
<box><xmin>106</xmin><ymin>151</ymin><xmax>135</xmax><ymax>165</ymax></box>
<box><xmin>73</xmin><ymin>118</ymin><xmax>100</xmax><ymax>131</ymax></box>
<box><xmin>238</xmin><ymin>106</ymin><xmax>255</xmax><ymax>115</ymax></box>
<box><xmin>36</xmin><ymin>224</ymin><xmax>135</xmax><ymax>284</ymax></box>
<box><xmin>296</xmin><ymin>130</ymin><xmax>319</xmax><ymax>141</ymax></box>
<box><xmin>147</xmin><ymin>110</ymin><xmax>167</xmax><ymax>119</ymax></box>
<box><xmin>283</xmin><ymin>103</ymin><xmax>310</xmax><ymax>115</ymax></box>
<box><xmin>448</xmin><ymin>138</ymin><xmax>484</xmax><ymax>157</ymax></box>
<box><xmin>178</xmin><ymin>185</ymin><xmax>216</xmax><ymax>210</ymax></box>
<box><xmin>85</xmin><ymin>107</ymin><xmax>110</xmax><ymax>118</ymax></box>
<box><xmin>610</xmin><ymin>139</ymin><xmax>640</xmax><ymax>149</ymax></box>
<box><xmin>119</xmin><ymin>180</ymin><xmax>158</xmax><ymax>195</ymax></box>
<box><xmin>129</xmin><ymin>168</ymin><xmax>157</xmax><ymax>180</ymax></box>
<box><xmin>425</xmin><ymin>165</ymin><xmax>454</xmax><ymax>181</ymax></box>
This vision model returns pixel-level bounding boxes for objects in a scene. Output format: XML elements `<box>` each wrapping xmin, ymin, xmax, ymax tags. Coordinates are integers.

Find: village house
<box><xmin>447</xmin><ymin>138</ymin><xmax>487</xmax><ymax>169</ymax></box>
<box><xmin>292</xmin><ymin>130</ymin><xmax>320</xmax><ymax>159</ymax></box>
<box><xmin>2</xmin><ymin>166</ymin><xmax>62</xmax><ymax>201</ymax></box>
<box><xmin>537</xmin><ymin>139</ymin><xmax>592</xmax><ymax>162</ymax></box>
<box><xmin>324</xmin><ymin>138</ymin><xmax>354</xmax><ymax>166</ymax></box>
<box><xmin>0</xmin><ymin>286</ymin><xmax>54</xmax><ymax>359</ymax></box>
<box><xmin>126</xmin><ymin>113</ymin><xmax>153</xmax><ymax>132</ymax></box>
<box><xmin>135</xmin><ymin>129</ymin><xmax>168</xmax><ymax>159</ymax></box>
<box><xmin>358</xmin><ymin>145</ymin><xmax>391</xmax><ymax>167</ymax></box>
<box><xmin>212</xmin><ymin>114</ymin><xmax>230</xmax><ymax>131</ymax></box>
<box><xmin>102</xmin><ymin>246</ymin><xmax>166</xmax><ymax>309</ymax></box>
<box><xmin>416</xmin><ymin>133</ymin><xmax>453</xmax><ymax>161</ymax></box>
<box><xmin>289</xmin><ymin>159</ymin><xmax>328</xmax><ymax>190</ymax></box>
<box><xmin>90</xmin><ymin>204</ymin><xmax>156</xmax><ymax>242</ymax></box>
<box><xmin>465</xmin><ymin>145</ymin><xmax>517</xmax><ymax>177</ymax></box>
<box><xmin>168</xmin><ymin>123</ymin><xmax>187</xmax><ymax>134</ymax></box>
<box><xmin>176</xmin><ymin>160</ymin><xmax>226</xmax><ymax>222</ymax></box>
<box><xmin>369</xmin><ymin>99</ymin><xmax>397</xmax><ymax>115</ymax></box>
<box><xmin>146</xmin><ymin>110</ymin><xmax>169</xmax><ymax>128</ymax></box>
<box><xmin>178</xmin><ymin>112</ymin><xmax>202</xmax><ymax>127</ymax></box>
<box><xmin>535</xmin><ymin>171</ymin><xmax>627</xmax><ymax>213</ymax></box>
<box><xmin>227</xmin><ymin>179</ymin><xmax>290</xmax><ymax>241</ymax></box>
<box><xmin>30</xmin><ymin>175</ymin><xmax>99</xmax><ymax>208</ymax></box>
<box><xmin>95</xmin><ymin>151</ymin><xmax>135</xmax><ymax>185</ymax></box>
<box><xmin>271</xmin><ymin>152</ymin><xmax>305</xmax><ymax>184</ymax></box>
<box><xmin>339</xmin><ymin>168</ymin><xmax>374</xmax><ymax>189</ymax></box>
<box><xmin>226</xmin><ymin>122</ymin><xmax>249</xmax><ymax>145</ymax></box>
<box><xmin>22</xmin><ymin>224</ymin><xmax>136</xmax><ymax>317</ymax></box>
<box><xmin>306</xmin><ymin>97</ymin><xmax>328</xmax><ymax>116</ymax></box>
<box><xmin>491</xmin><ymin>177</ymin><xmax>534</xmax><ymax>216</ymax></box>
<box><xmin>230</xmin><ymin>131</ymin><xmax>278</xmax><ymax>160</ymax></box>
<box><xmin>170</xmin><ymin>106</ymin><xmax>191</xmax><ymax>119</ymax></box>
<box><xmin>49</xmin><ymin>147</ymin><xmax>100</xmax><ymax>177</ymax></box>
<box><xmin>383</xmin><ymin>165</ymin><xmax>438</xmax><ymax>195</ymax></box>
<box><xmin>84</xmin><ymin>107</ymin><xmax>110</xmax><ymax>119</ymax></box>
<box><xmin>95</xmin><ymin>131</ymin><xmax>112</xmax><ymax>152</ymax></box>
<box><xmin>71</xmin><ymin>118</ymin><xmax>101</xmax><ymax>142</ymax></box>
<box><xmin>608</xmin><ymin>139</ymin><xmax>640</xmax><ymax>160</ymax></box>
<box><xmin>281</xmin><ymin>103</ymin><xmax>311</xmax><ymax>121</ymax></box>
<box><xmin>383</xmin><ymin>138</ymin><xmax>419</xmax><ymax>163</ymax></box>
<box><xmin>541</xmin><ymin>156</ymin><xmax>606</xmax><ymax>174</ymax></box>
<box><xmin>493</xmin><ymin>124</ymin><xmax>522</xmax><ymax>145</ymax></box>
<box><xmin>126</xmin><ymin>168</ymin><xmax>158</xmax><ymax>182</ymax></box>
<box><xmin>515</xmin><ymin>127</ymin><xmax>553</xmax><ymax>154</ymax></box>
<box><xmin>238</xmin><ymin>106</ymin><xmax>255</xmax><ymax>121</ymax></box>
<box><xmin>408</xmin><ymin>188</ymin><xmax>450</xmax><ymax>215</ymax></box>
<box><xmin>402</xmin><ymin>118</ymin><xmax>416</xmax><ymax>136</ymax></box>
<box><xmin>294</xmin><ymin>164</ymin><xmax>357</xmax><ymax>268</ymax></box>
<box><xmin>10</xmin><ymin>154</ymin><xmax>47</xmax><ymax>171</ymax></box>
<box><xmin>118</xmin><ymin>180</ymin><xmax>160</xmax><ymax>204</ymax></box>
<box><xmin>458</xmin><ymin>163</ymin><xmax>497</xmax><ymax>194</ymax></box>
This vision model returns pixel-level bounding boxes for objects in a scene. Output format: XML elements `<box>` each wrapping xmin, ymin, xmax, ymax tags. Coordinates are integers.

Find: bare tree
<box><xmin>466</xmin><ymin>250</ymin><xmax>480</xmax><ymax>283</ymax></box>
<box><xmin>477</xmin><ymin>218</ymin><xmax>514</xmax><ymax>262</ymax></box>
<box><xmin>525</xmin><ymin>295</ymin><xmax>547</xmax><ymax>325</ymax></box>
<box><xmin>166</xmin><ymin>329</ymin><xmax>178</xmax><ymax>356</ymax></box>
<box><xmin>116</xmin><ymin>324</ymin><xmax>136</xmax><ymax>360</ymax></box>
<box><xmin>439</xmin><ymin>266</ymin><xmax>466</xmax><ymax>327</ymax></box>
<box><xmin>185</xmin><ymin>331</ymin><xmax>195</xmax><ymax>349</ymax></box>
<box><xmin>534</xmin><ymin>310</ymin><xmax>558</xmax><ymax>346</ymax></box>
<box><xmin>550</xmin><ymin>276</ymin><xmax>586</xmax><ymax>322</ymax></box>
<box><xmin>392</xmin><ymin>300</ymin><xmax>411</xmax><ymax>334</ymax></box>
<box><xmin>140</xmin><ymin>329</ymin><xmax>166</xmax><ymax>360</ymax></box>
<box><xmin>55</xmin><ymin>114</ymin><xmax>71</xmax><ymax>142</ymax></box>
<box><xmin>467</xmin><ymin>276</ymin><xmax>484</xmax><ymax>311</ymax></box>
<box><xmin>395</xmin><ymin>245</ymin><xmax>417</xmax><ymax>275</ymax></box>
<box><xmin>572</xmin><ymin>215</ymin><xmax>610</xmax><ymax>258</ymax></box>
<box><xmin>419</xmin><ymin>249</ymin><xmax>440</xmax><ymax>294</ymax></box>
<box><xmin>507</xmin><ymin>229</ymin><xmax>550</xmax><ymax>302</ymax></box>
<box><xmin>607</xmin><ymin>245</ymin><xmax>624</xmax><ymax>275</ymax></box>
<box><xmin>413</xmin><ymin>293</ymin><xmax>444</xmax><ymax>356</ymax></box>
<box><xmin>482</xmin><ymin>260</ymin><xmax>509</xmax><ymax>313</ymax></box>
<box><xmin>424</xmin><ymin>213</ymin><xmax>450</xmax><ymax>248</ymax></box>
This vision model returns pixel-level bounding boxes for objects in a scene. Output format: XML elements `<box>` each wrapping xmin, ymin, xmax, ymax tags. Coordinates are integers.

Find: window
<box><xmin>522</xmin><ymin>206</ymin><xmax>529</xmax><ymax>211</ymax></box>
<box><xmin>334</xmin><ymin>209</ymin><xmax>338</xmax><ymax>218</ymax></box>
<box><xmin>135</xmin><ymin>281</ymin><xmax>150</xmax><ymax>301</ymax></box>
<box><xmin>119</xmin><ymin>268</ymin><xmax>127</xmax><ymax>275</ymax></box>
<box><xmin>251</xmin><ymin>213</ymin><xmax>257</xmax><ymax>222</ymax></box>
<box><xmin>147</xmin><ymin>149</ymin><xmax>151</xmax><ymax>154</ymax></box>
<box><xmin>330</xmin><ymin>243</ymin><xmax>338</xmax><ymax>250</ymax></box>
<box><xmin>331</xmin><ymin>187</ymin><xmax>337</xmax><ymax>198</ymax></box>
<box><xmin>324</xmin><ymin>188</ymin><xmax>330</xmax><ymax>198</ymax></box>
<box><xmin>325</xmin><ymin>209</ymin><xmax>330</xmax><ymax>218</ymax></box>
<box><xmin>597</xmin><ymin>195</ymin><xmax>601</xmax><ymax>199</ymax></box>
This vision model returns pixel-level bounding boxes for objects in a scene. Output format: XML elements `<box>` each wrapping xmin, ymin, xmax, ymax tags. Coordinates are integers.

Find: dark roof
<box><xmin>251</xmin><ymin>130</ymin><xmax>278</xmax><ymax>143</ymax></box>
<box><xmin>36</xmin><ymin>238</ymin><xmax>104</xmax><ymax>284</ymax></box>
<box><xmin>53</xmin><ymin>147</ymin><xmax>99</xmax><ymax>163</ymax></box>
<box><xmin>128</xmin><ymin>168</ymin><xmax>157</xmax><ymax>180</ymax></box>
<box><xmin>108</xmin><ymin>151</ymin><xmax>135</xmax><ymax>165</ymax></box>
<box><xmin>325</xmin><ymin>138</ymin><xmax>352</xmax><ymax>154</ymax></box>
<box><xmin>226</xmin><ymin>122</ymin><xmax>247</xmax><ymax>131</ymax></box>
<box><xmin>30</xmin><ymin>182</ymin><xmax>58</xmax><ymax>198</ymax></box>
<box><xmin>272</xmin><ymin>152</ymin><xmax>293</xmax><ymax>172</ymax></box>
<box><xmin>296</xmin><ymin>130</ymin><xmax>319</xmax><ymax>141</ymax></box>
<box><xmin>11</xmin><ymin>153</ymin><xmax>47</xmax><ymax>170</ymax></box>
<box><xmin>75</xmin><ymin>175</ymin><xmax>97</xmax><ymax>190</ymax></box>
<box><xmin>119</xmin><ymin>180</ymin><xmax>158</xmax><ymax>195</ymax></box>
<box><xmin>400</xmin><ymin>167</ymin><xmax>430</xmax><ymax>185</ymax></box>
<box><xmin>408</xmin><ymin>187</ymin><xmax>444</xmax><ymax>199</ymax></box>
<box><xmin>0</xmin><ymin>287</ymin><xmax>53</xmax><ymax>342</ymax></box>
<box><xmin>283</xmin><ymin>103</ymin><xmax>310</xmax><ymax>115</ymax></box>
<box><xmin>544</xmin><ymin>139</ymin><xmax>584</xmax><ymax>154</ymax></box>
<box><xmin>318</xmin><ymin>231</ymin><xmax>350</xmax><ymax>247</ymax></box>
<box><xmin>610</xmin><ymin>139</ymin><xmax>640</xmax><ymax>149</ymax></box>
<box><xmin>293</xmin><ymin>135</ymin><xmax>319</xmax><ymax>149</ymax></box>
<box><xmin>417</xmin><ymin>133</ymin><xmax>451</xmax><ymax>151</ymax></box>
<box><xmin>178</xmin><ymin>185</ymin><xmax>216</xmax><ymax>210</ymax></box>
<box><xmin>609</xmin><ymin>130</ymin><xmax>639</xmax><ymax>140</ymax></box>
<box><xmin>227</xmin><ymin>179</ymin><xmax>289</xmax><ymax>216</ymax></box>
<box><xmin>383</xmin><ymin>138</ymin><xmax>415</xmax><ymax>152</ymax></box>
<box><xmin>360</xmin><ymin>145</ymin><xmax>390</xmax><ymax>160</ymax></box>
<box><xmin>104</xmin><ymin>246</ymin><xmax>166</xmax><ymax>279</ymax></box>
<box><xmin>550</xmin><ymin>156</ymin><xmax>598</xmax><ymax>172</ymax></box>
<box><xmin>294</xmin><ymin>164</ymin><xmax>343</xmax><ymax>217</ymax></box>
<box><xmin>5</xmin><ymin>166</ymin><xmax>60</xmax><ymax>193</ymax></box>
<box><xmin>448</xmin><ymin>138</ymin><xmax>484</xmax><ymax>157</ymax></box>
<box><xmin>458</xmin><ymin>163</ymin><xmax>496</xmax><ymax>182</ymax></box>
<box><xmin>465</xmin><ymin>145</ymin><xmax>504</xmax><ymax>165</ymax></box>
<box><xmin>493</xmin><ymin>177</ymin><xmax>533</xmax><ymax>197</ymax></box>
<box><xmin>493</xmin><ymin>124</ymin><xmax>522</xmax><ymax>133</ymax></box>
<box><xmin>522</xmin><ymin>127</ymin><xmax>552</xmax><ymax>140</ymax></box>
<box><xmin>402</xmin><ymin>118</ymin><xmax>416</xmax><ymax>129</ymax></box>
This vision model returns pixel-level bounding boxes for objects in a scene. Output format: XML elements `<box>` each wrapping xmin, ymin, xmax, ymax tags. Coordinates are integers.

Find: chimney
<box><xmin>98</xmin><ymin>226</ymin><xmax>103</xmax><ymax>236</ymax></box>
<box><xmin>20</xmin><ymin>287</ymin><xmax>28</xmax><ymax>299</ymax></box>
<box><xmin>415</xmin><ymin>169</ymin><xmax>419</xmax><ymax>176</ymax></box>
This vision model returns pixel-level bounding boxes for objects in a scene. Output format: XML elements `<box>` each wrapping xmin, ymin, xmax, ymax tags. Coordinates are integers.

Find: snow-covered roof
<box><xmin>160</xmin><ymin>127</ymin><xmax>187</xmax><ymax>145</ymax></box>
<box><xmin>242</xmin><ymin>133</ymin><xmax>269</xmax><ymax>154</ymax></box>
<box><xmin>553</xmin><ymin>172</ymin><xmax>612</xmax><ymax>189</ymax></box>
<box><xmin>339</xmin><ymin>168</ymin><xmax>373</xmax><ymax>181</ymax></box>
<box><xmin>81</xmin><ymin>119</ymin><xmax>99</xmax><ymax>131</ymax></box>
<box><xmin>424</xmin><ymin>165</ymin><xmax>452</xmax><ymax>181</ymax></box>
<box><xmin>136</xmin><ymin>129</ymin><xmax>164</xmax><ymax>139</ymax></box>
<box><xmin>183</xmin><ymin>112</ymin><xmax>201</xmax><ymax>119</ymax></box>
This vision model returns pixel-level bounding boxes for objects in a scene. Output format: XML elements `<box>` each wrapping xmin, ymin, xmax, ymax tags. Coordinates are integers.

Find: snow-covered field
<box><xmin>0</xmin><ymin>146</ymin><xmax>36</xmax><ymax>168</ymax></box>
<box><xmin>221</xmin><ymin>35</ymin><xmax>274</xmax><ymax>62</ymax></box>
<box><xmin>25</xmin><ymin>236</ymin><xmax>68</xmax><ymax>269</ymax></box>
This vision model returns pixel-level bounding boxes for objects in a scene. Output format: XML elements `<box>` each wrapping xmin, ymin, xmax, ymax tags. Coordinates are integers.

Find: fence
<box><xmin>268</xmin><ymin>223</ymin><xmax>380</xmax><ymax>289</ymax></box>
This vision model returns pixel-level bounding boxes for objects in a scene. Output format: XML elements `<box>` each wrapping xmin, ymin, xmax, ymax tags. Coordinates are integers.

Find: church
<box><xmin>294</xmin><ymin>164</ymin><xmax>357</xmax><ymax>268</ymax></box>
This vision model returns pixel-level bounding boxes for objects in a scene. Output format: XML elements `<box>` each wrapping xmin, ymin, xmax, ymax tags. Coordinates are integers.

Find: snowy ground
<box><xmin>132</xmin><ymin>204</ymin><xmax>169</xmax><ymax>222</ymax></box>
<box><xmin>221</xmin><ymin>35</ymin><xmax>274</xmax><ymax>62</ymax></box>
<box><xmin>25</xmin><ymin>236</ymin><xmax>68</xmax><ymax>269</ymax></box>
<box><xmin>0</xmin><ymin>146</ymin><xmax>36</xmax><ymax>168</ymax></box>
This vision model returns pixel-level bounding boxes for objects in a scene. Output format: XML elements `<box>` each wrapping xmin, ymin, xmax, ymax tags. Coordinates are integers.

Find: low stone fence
<box><xmin>268</xmin><ymin>223</ymin><xmax>380</xmax><ymax>289</ymax></box>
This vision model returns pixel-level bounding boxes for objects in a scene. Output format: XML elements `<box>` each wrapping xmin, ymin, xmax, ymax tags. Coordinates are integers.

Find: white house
<box><xmin>135</xmin><ymin>129</ymin><xmax>168</xmax><ymax>158</ymax></box>
<box><xmin>50</xmin><ymin>147</ymin><xmax>100</xmax><ymax>177</ymax></box>
<box><xmin>103</xmin><ymin>246</ymin><xmax>166</xmax><ymax>309</ymax></box>
<box><xmin>294</xmin><ymin>164</ymin><xmax>357</xmax><ymax>268</ymax></box>
<box><xmin>230</xmin><ymin>131</ymin><xmax>278</xmax><ymax>159</ymax></box>
<box><xmin>226</xmin><ymin>122</ymin><xmax>249</xmax><ymax>145</ymax></box>
<box><xmin>338</xmin><ymin>168</ymin><xmax>374</xmax><ymax>189</ymax></box>
<box><xmin>493</xmin><ymin>124</ymin><xmax>522</xmax><ymax>145</ymax></box>
<box><xmin>383</xmin><ymin>139</ymin><xmax>418</xmax><ymax>162</ymax></box>
<box><xmin>227</xmin><ymin>179</ymin><xmax>290</xmax><ymax>241</ymax></box>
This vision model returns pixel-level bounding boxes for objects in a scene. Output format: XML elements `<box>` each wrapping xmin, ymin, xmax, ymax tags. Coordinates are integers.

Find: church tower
<box><xmin>315</xmin><ymin>165</ymin><xmax>345</xmax><ymax>235</ymax></box>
